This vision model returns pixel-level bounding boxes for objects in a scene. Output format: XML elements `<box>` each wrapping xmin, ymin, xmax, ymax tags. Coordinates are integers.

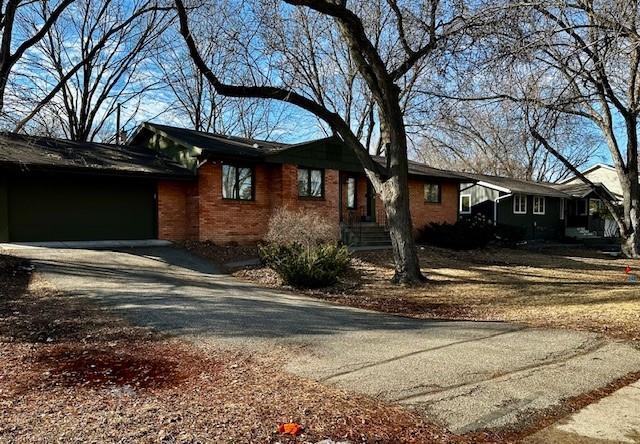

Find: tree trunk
<box><xmin>379</xmin><ymin>176</ymin><xmax>425</xmax><ymax>285</ymax></box>
<box><xmin>621</xmin><ymin>228</ymin><xmax>640</xmax><ymax>258</ymax></box>
<box><xmin>376</xmin><ymin>109</ymin><xmax>425</xmax><ymax>285</ymax></box>
<box><xmin>620</xmin><ymin>187</ymin><xmax>640</xmax><ymax>258</ymax></box>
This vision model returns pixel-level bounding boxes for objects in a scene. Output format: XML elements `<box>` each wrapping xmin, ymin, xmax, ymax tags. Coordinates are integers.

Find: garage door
<box><xmin>7</xmin><ymin>177</ymin><xmax>156</xmax><ymax>242</ymax></box>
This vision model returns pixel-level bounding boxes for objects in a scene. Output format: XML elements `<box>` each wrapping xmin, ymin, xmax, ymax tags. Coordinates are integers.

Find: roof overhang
<box><xmin>476</xmin><ymin>180</ymin><xmax>512</xmax><ymax>194</ymax></box>
<box><xmin>0</xmin><ymin>160</ymin><xmax>196</xmax><ymax>181</ymax></box>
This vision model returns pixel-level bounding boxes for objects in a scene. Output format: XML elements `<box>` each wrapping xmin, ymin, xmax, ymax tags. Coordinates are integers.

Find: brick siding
<box><xmin>157</xmin><ymin>163</ymin><xmax>460</xmax><ymax>244</ymax></box>
<box><xmin>408</xmin><ymin>179</ymin><xmax>459</xmax><ymax>231</ymax></box>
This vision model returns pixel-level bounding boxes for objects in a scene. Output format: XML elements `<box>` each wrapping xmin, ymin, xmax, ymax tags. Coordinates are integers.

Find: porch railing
<box><xmin>343</xmin><ymin>206</ymin><xmax>388</xmax><ymax>229</ymax></box>
<box><xmin>342</xmin><ymin>206</ymin><xmax>389</xmax><ymax>245</ymax></box>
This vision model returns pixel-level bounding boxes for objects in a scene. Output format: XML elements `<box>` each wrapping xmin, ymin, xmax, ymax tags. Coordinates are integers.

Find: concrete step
<box><xmin>356</xmin><ymin>240</ymin><xmax>392</xmax><ymax>247</ymax></box>
<box><xmin>342</xmin><ymin>223</ymin><xmax>391</xmax><ymax>247</ymax></box>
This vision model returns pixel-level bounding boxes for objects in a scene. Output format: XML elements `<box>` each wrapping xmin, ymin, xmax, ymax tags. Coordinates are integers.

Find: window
<box><xmin>346</xmin><ymin>177</ymin><xmax>357</xmax><ymax>209</ymax></box>
<box><xmin>298</xmin><ymin>167</ymin><xmax>324</xmax><ymax>198</ymax></box>
<box><xmin>460</xmin><ymin>194</ymin><xmax>471</xmax><ymax>214</ymax></box>
<box><xmin>533</xmin><ymin>196</ymin><xmax>545</xmax><ymax>215</ymax></box>
<box><xmin>222</xmin><ymin>164</ymin><xmax>253</xmax><ymax>200</ymax></box>
<box><xmin>424</xmin><ymin>183</ymin><xmax>441</xmax><ymax>203</ymax></box>
<box><xmin>513</xmin><ymin>194</ymin><xmax>527</xmax><ymax>214</ymax></box>
<box><xmin>589</xmin><ymin>199</ymin><xmax>605</xmax><ymax>216</ymax></box>
<box><xmin>560</xmin><ymin>198</ymin><xmax>565</xmax><ymax>220</ymax></box>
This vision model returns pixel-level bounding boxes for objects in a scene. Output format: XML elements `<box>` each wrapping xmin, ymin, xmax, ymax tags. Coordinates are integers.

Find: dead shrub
<box><xmin>264</xmin><ymin>208</ymin><xmax>339</xmax><ymax>247</ymax></box>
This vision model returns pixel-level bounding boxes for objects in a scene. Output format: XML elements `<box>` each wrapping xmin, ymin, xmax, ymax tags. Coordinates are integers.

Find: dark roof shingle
<box><xmin>460</xmin><ymin>172</ymin><xmax>571</xmax><ymax>198</ymax></box>
<box><xmin>0</xmin><ymin>132</ymin><xmax>193</xmax><ymax>178</ymax></box>
<box><xmin>133</xmin><ymin>123</ymin><xmax>473</xmax><ymax>182</ymax></box>
<box><xmin>139</xmin><ymin>122</ymin><xmax>290</xmax><ymax>158</ymax></box>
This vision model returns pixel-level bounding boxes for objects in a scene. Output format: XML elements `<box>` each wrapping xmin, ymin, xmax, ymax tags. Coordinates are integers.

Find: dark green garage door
<box><xmin>7</xmin><ymin>177</ymin><xmax>156</xmax><ymax>242</ymax></box>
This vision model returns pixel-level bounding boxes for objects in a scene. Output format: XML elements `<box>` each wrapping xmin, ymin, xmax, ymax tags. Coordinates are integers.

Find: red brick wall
<box><xmin>157</xmin><ymin>181</ymin><xmax>189</xmax><ymax>241</ymax></box>
<box><xmin>194</xmin><ymin>162</ymin><xmax>274</xmax><ymax>244</ymax></box>
<box><xmin>159</xmin><ymin>162</ymin><xmax>341</xmax><ymax>245</ymax></box>
<box><xmin>279</xmin><ymin>164</ymin><xmax>340</xmax><ymax>225</ymax></box>
<box><xmin>408</xmin><ymin>179</ymin><xmax>459</xmax><ymax>231</ymax></box>
<box><xmin>157</xmin><ymin>163</ymin><xmax>459</xmax><ymax>244</ymax></box>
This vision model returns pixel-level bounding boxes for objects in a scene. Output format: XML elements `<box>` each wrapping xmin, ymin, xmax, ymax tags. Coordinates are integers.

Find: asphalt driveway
<box><xmin>4</xmin><ymin>245</ymin><xmax>640</xmax><ymax>434</ymax></box>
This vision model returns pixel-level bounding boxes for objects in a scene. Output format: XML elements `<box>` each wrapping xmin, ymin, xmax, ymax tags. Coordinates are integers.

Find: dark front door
<box><xmin>365</xmin><ymin>181</ymin><xmax>375</xmax><ymax>222</ymax></box>
<box><xmin>8</xmin><ymin>176</ymin><xmax>157</xmax><ymax>242</ymax></box>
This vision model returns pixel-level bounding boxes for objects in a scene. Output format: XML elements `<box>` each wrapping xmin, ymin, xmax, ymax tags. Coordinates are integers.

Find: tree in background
<box><xmin>494</xmin><ymin>1</ymin><xmax>640</xmax><ymax>257</ymax></box>
<box><xmin>155</xmin><ymin>30</ymin><xmax>290</xmax><ymax>139</ymax></box>
<box><xmin>175</xmin><ymin>0</ymin><xmax>489</xmax><ymax>284</ymax></box>
<box><xmin>23</xmin><ymin>0</ymin><xmax>172</xmax><ymax>141</ymax></box>
<box><xmin>0</xmin><ymin>0</ymin><xmax>74</xmax><ymax>120</ymax></box>
<box><xmin>417</xmin><ymin>98</ymin><xmax>598</xmax><ymax>182</ymax></box>
<box><xmin>8</xmin><ymin>0</ymin><xmax>173</xmax><ymax>140</ymax></box>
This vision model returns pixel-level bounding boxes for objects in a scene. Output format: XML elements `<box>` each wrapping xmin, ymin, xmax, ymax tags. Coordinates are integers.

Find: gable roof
<box><xmin>0</xmin><ymin>132</ymin><xmax>193</xmax><ymax>179</ymax></box>
<box><xmin>129</xmin><ymin>122</ymin><xmax>291</xmax><ymax>159</ymax></box>
<box><xmin>551</xmin><ymin>182</ymin><xmax>619</xmax><ymax>201</ymax></box>
<box><xmin>460</xmin><ymin>172</ymin><xmax>571</xmax><ymax>198</ymax></box>
<box><xmin>559</xmin><ymin>163</ymin><xmax>616</xmax><ymax>184</ymax></box>
<box><xmin>131</xmin><ymin>122</ymin><xmax>470</xmax><ymax>182</ymax></box>
<box><xmin>400</xmin><ymin>158</ymin><xmax>471</xmax><ymax>181</ymax></box>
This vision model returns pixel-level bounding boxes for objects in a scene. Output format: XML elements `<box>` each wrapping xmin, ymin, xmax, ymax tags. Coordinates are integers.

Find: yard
<box><xmin>224</xmin><ymin>245</ymin><xmax>640</xmax><ymax>341</ymax></box>
<box><xmin>2</xmin><ymin>246</ymin><xmax>640</xmax><ymax>443</ymax></box>
<box><xmin>0</xmin><ymin>253</ymin><xmax>465</xmax><ymax>443</ymax></box>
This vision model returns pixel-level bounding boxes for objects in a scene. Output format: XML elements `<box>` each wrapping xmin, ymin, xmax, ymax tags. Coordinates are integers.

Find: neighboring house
<box><xmin>458</xmin><ymin>172</ymin><xmax>619</xmax><ymax>240</ymax></box>
<box><xmin>129</xmin><ymin>122</ymin><xmax>470</xmax><ymax>245</ymax></box>
<box><xmin>561</xmin><ymin>164</ymin><xmax>624</xmax><ymax>202</ymax></box>
<box><xmin>459</xmin><ymin>173</ymin><xmax>570</xmax><ymax>240</ymax></box>
<box><xmin>558</xmin><ymin>164</ymin><xmax>628</xmax><ymax>238</ymax></box>
<box><xmin>0</xmin><ymin>123</ymin><xmax>470</xmax><ymax>245</ymax></box>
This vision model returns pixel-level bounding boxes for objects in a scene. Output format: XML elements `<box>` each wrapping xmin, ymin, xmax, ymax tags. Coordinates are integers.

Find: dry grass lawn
<box><xmin>234</xmin><ymin>246</ymin><xmax>640</xmax><ymax>341</ymax></box>
<box><xmin>0</xmin><ymin>254</ymin><xmax>466</xmax><ymax>444</ymax></box>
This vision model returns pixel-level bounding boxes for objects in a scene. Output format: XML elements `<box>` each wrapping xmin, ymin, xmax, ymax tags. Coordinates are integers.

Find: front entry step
<box><xmin>342</xmin><ymin>223</ymin><xmax>391</xmax><ymax>247</ymax></box>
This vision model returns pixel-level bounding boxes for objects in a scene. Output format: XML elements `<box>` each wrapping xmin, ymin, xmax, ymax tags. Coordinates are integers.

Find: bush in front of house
<box><xmin>494</xmin><ymin>224</ymin><xmax>526</xmax><ymax>245</ymax></box>
<box><xmin>264</xmin><ymin>208</ymin><xmax>339</xmax><ymax>247</ymax></box>
<box><xmin>260</xmin><ymin>209</ymin><xmax>350</xmax><ymax>288</ymax></box>
<box><xmin>417</xmin><ymin>218</ymin><xmax>496</xmax><ymax>250</ymax></box>
<box><xmin>259</xmin><ymin>242</ymin><xmax>351</xmax><ymax>288</ymax></box>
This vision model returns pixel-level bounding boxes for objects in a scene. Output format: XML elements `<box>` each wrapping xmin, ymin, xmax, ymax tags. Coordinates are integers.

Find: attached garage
<box><xmin>0</xmin><ymin>133</ymin><xmax>193</xmax><ymax>243</ymax></box>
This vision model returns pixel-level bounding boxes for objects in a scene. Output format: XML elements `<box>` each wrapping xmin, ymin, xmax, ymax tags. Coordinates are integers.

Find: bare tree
<box><xmin>0</xmin><ymin>0</ymin><xmax>75</xmax><ymax>116</ymax></box>
<box><xmin>418</xmin><ymin>99</ymin><xmax>598</xmax><ymax>182</ymax></box>
<box><xmin>155</xmin><ymin>35</ymin><xmax>290</xmax><ymax>139</ymax></box>
<box><xmin>10</xmin><ymin>0</ymin><xmax>173</xmax><ymax>136</ymax></box>
<box><xmin>485</xmin><ymin>1</ymin><xmax>640</xmax><ymax>257</ymax></box>
<box><xmin>175</xmin><ymin>0</ymin><xmax>484</xmax><ymax>284</ymax></box>
<box><xmin>22</xmin><ymin>0</ymin><xmax>172</xmax><ymax>141</ymax></box>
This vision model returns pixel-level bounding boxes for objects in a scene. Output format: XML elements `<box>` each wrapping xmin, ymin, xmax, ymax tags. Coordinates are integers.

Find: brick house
<box><xmin>129</xmin><ymin>123</ymin><xmax>469</xmax><ymax>245</ymax></box>
<box><xmin>0</xmin><ymin>124</ymin><xmax>468</xmax><ymax>244</ymax></box>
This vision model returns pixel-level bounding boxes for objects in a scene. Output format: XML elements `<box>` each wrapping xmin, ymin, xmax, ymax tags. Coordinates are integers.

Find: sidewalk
<box><xmin>526</xmin><ymin>380</ymin><xmax>640</xmax><ymax>443</ymax></box>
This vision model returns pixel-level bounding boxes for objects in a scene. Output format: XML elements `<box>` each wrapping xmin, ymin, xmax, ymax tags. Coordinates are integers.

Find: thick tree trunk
<box><xmin>379</xmin><ymin>176</ymin><xmax>425</xmax><ymax>285</ymax></box>
<box><xmin>621</xmin><ymin>228</ymin><xmax>640</xmax><ymax>258</ymax></box>
<box><xmin>376</xmin><ymin>104</ymin><xmax>425</xmax><ymax>285</ymax></box>
<box><xmin>620</xmin><ymin>185</ymin><xmax>640</xmax><ymax>258</ymax></box>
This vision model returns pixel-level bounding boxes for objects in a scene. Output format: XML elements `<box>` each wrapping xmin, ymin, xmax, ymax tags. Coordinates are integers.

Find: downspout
<box><xmin>494</xmin><ymin>193</ymin><xmax>512</xmax><ymax>226</ymax></box>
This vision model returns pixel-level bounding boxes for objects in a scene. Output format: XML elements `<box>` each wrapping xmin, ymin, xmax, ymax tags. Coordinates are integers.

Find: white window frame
<box><xmin>533</xmin><ymin>196</ymin><xmax>546</xmax><ymax>215</ymax></box>
<box><xmin>460</xmin><ymin>194</ymin><xmax>471</xmax><ymax>214</ymax></box>
<box><xmin>513</xmin><ymin>194</ymin><xmax>527</xmax><ymax>214</ymax></box>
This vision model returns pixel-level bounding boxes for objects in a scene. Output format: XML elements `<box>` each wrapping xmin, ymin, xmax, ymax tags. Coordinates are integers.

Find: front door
<box><xmin>365</xmin><ymin>181</ymin><xmax>375</xmax><ymax>222</ymax></box>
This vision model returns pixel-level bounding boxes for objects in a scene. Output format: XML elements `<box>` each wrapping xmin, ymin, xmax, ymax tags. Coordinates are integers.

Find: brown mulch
<box><xmin>180</xmin><ymin>241</ymin><xmax>259</xmax><ymax>271</ymax></box>
<box><xmin>0</xmin><ymin>254</ymin><xmax>474</xmax><ymax>443</ymax></box>
<box><xmin>231</xmin><ymin>246</ymin><xmax>640</xmax><ymax>342</ymax></box>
